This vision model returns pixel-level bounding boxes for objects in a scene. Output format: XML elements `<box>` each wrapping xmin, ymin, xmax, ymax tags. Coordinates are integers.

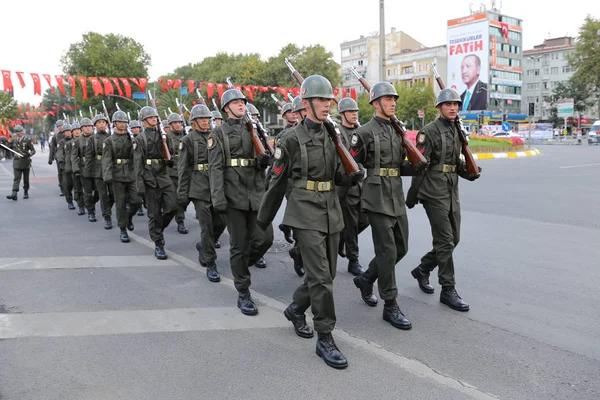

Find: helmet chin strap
<box><xmin>225</xmin><ymin>104</ymin><xmax>243</xmax><ymax>119</ymax></box>
<box><xmin>376</xmin><ymin>99</ymin><xmax>394</xmax><ymax>119</ymax></box>
<box><xmin>308</xmin><ymin>99</ymin><xmax>325</xmax><ymax>122</ymax></box>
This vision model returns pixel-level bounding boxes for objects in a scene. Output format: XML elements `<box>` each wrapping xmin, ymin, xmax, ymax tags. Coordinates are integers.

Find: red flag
<box><xmin>120</xmin><ymin>78</ymin><xmax>132</xmax><ymax>97</ymax></box>
<box><xmin>42</xmin><ymin>74</ymin><xmax>55</xmax><ymax>93</ymax></box>
<box><xmin>187</xmin><ymin>80</ymin><xmax>195</xmax><ymax>94</ymax></box>
<box><xmin>342</xmin><ymin>88</ymin><xmax>348</xmax><ymax>98</ymax></box>
<box><xmin>15</xmin><ymin>72</ymin><xmax>26</xmax><ymax>88</ymax></box>
<box><xmin>111</xmin><ymin>78</ymin><xmax>123</xmax><ymax>97</ymax></box>
<box><xmin>31</xmin><ymin>73</ymin><xmax>41</xmax><ymax>95</ymax></box>
<box><xmin>138</xmin><ymin>78</ymin><xmax>147</xmax><ymax>93</ymax></box>
<box><xmin>173</xmin><ymin>79</ymin><xmax>182</xmax><ymax>89</ymax></box>
<box><xmin>278</xmin><ymin>87</ymin><xmax>287</xmax><ymax>97</ymax></box>
<box><xmin>55</xmin><ymin>75</ymin><xmax>65</xmax><ymax>95</ymax></box>
<box><xmin>244</xmin><ymin>86</ymin><xmax>254</xmax><ymax>102</ymax></box>
<box><xmin>207</xmin><ymin>83</ymin><xmax>214</xmax><ymax>98</ymax></box>
<box><xmin>78</xmin><ymin>76</ymin><xmax>88</xmax><ymax>99</ymax></box>
<box><xmin>38</xmin><ymin>112</ymin><xmax>43</xmax><ymax>118</ymax></box>
<box><xmin>165</xmin><ymin>79</ymin><xmax>174</xmax><ymax>92</ymax></box>
<box><xmin>333</xmin><ymin>87</ymin><xmax>340</xmax><ymax>97</ymax></box>
<box><xmin>217</xmin><ymin>83</ymin><xmax>224</xmax><ymax>100</ymax></box>
<box><xmin>100</xmin><ymin>77</ymin><xmax>114</xmax><ymax>96</ymax></box>
<box><xmin>88</xmin><ymin>77</ymin><xmax>103</xmax><ymax>96</ymax></box>
<box><xmin>291</xmin><ymin>88</ymin><xmax>300</xmax><ymax>97</ymax></box>
<box><xmin>2</xmin><ymin>70</ymin><xmax>14</xmax><ymax>92</ymax></box>
<box><xmin>501</xmin><ymin>22</ymin><xmax>509</xmax><ymax>41</ymax></box>
<box><xmin>350</xmin><ymin>88</ymin><xmax>357</xmax><ymax>100</ymax></box>
<box><xmin>67</xmin><ymin>76</ymin><xmax>76</xmax><ymax>97</ymax></box>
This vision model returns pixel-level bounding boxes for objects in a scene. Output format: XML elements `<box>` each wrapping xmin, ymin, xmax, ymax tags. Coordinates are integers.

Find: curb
<box><xmin>473</xmin><ymin>148</ymin><xmax>540</xmax><ymax>160</ymax></box>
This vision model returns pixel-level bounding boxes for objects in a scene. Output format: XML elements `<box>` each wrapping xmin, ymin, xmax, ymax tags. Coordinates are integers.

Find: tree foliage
<box><xmin>394</xmin><ymin>82</ymin><xmax>437</xmax><ymax>129</ymax></box>
<box><xmin>0</xmin><ymin>91</ymin><xmax>19</xmax><ymax>125</ymax></box>
<box><xmin>569</xmin><ymin>15</ymin><xmax>600</xmax><ymax>95</ymax></box>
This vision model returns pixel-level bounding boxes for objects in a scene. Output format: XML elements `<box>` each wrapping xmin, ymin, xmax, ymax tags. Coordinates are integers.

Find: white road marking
<box><xmin>0</xmin><ymin>255</ymin><xmax>177</xmax><ymax>270</ymax></box>
<box><xmin>559</xmin><ymin>162</ymin><xmax>600</xmax><ymax>169</ymax></box>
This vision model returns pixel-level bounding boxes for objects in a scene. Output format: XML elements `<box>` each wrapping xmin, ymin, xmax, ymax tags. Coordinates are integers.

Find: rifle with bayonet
<box><xmin>175</xmin><ymin>98</ymin><xmax>188</xmax><ymax>126</ymax></box>
<box><xmin>271</xmin><ymin>93</ymin><xmax>286</xmax><ymax>109</ymax></box>
<box><xmin>211</xmin><ymin>98</ymin><xmax>219</xmax><ymax>112</ymax></box>
<box><xmin>195</xmin><ymin>89</ymin><xmax>216</xmax><ymax>129</ymax></box>
<box><xmin>225</xmin><ymin>77</ymin><xmax>268</xmax><ymax>156</ymax></box>
<box><xmin>89</xmin><ymin>106</ymin><xmax>94</xmax><ymax>118</ymax></box>
<box><xmin>63</xmin><ymin>113</ymin><xmax>70</xmax><ymax>125</ymax></box>
<box><xmin>349</xmin><ymin>66</ymin><xmax>428</xmax><ymax>171</ymax></box>
<box><xmin>147</xmin><ymin>91</ymin><xmax>172</xmax><ymax>161</ymax></box>
<box><xmin>283</xmin><ymin>58</ymin><xmax>359</xmax><ymax>174</ymax></box>
<box><xmin>430</xmin><ymin>62</ymin><xmax>479</xmax><ymax>175</ymax></box>
<box><xmin>102</xmin><ymin>100</ymin><xmax>114</xmax><ymax>135</ymax></box>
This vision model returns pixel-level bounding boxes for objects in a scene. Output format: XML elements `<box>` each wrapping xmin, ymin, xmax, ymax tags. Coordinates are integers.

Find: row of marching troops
<box><xmin>7</xmin><ymin>73</ymin><xmax>481</xmax><ymax>370</ymax></box>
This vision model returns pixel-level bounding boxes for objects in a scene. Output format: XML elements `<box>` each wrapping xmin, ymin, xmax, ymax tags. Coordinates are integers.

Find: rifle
<box><xmin>211</xmin><ymin>98</ymin><xmax>219</xmax><ymax>112</ymax></box>
<box><xmin>349</xmin><ymin>66</ymin><xmax>428</xmax><ymax>171</ymax></box>
<box><xmin>147</xmin><ymin>91</ymin><xmax>172</xmax><ymax>161</ymax></box>
<box><xmin>270</xmin><ymin>94</ymin><xmax>285</xmax><ymax>109</ymax></box>
<box><xmin>287</xmin><ymin>93</ymin><xmax>295</xmax><ymax>102</ymax></box>
<box><xmin>194</xmin><ymin>89</ymin><xmax>215</xmax><ymax>129</ymax></box>
<box><xmin>225</xmin><ymin>77</ymin><xmax>267</xmax><ymax>156</ymax></box>
<box><xmin>89</xmin><ymin>106</ymin><xmax>94</xmax><ymax>118</ymax></box>
<box><xmin>283</xmin><ymin>58</ymin><xmax>359</xmax><ymax>174</ymax></box>
<box><xmin>63</xmin><ymin>113</ymin><xmax>70</xmax><ymax>124</ymax></box>
<box><xmin>102</xmin><ymin>100</ymin><xmax>114</xmax><ymax>134</ymax></box>
<box><xmin>175</xmin><ymin>98</ymin><xmax>188</xmax><ymax>126</ymax></box>
<box><xmin>430</xmin><ymin>62</ymin><xmax>479</xmax><ymax>175</ymax></box>
<box><xmin>79</xmin><ymin>110</ymin><xmax>83</xmax><ymax>119</ymax></box>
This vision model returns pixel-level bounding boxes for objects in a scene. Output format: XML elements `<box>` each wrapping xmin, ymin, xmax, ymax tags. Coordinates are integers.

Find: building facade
<box><xmin>385</xmin><ymin>45</ymin><xmax>447</xmax><ymax>97</ymax></box>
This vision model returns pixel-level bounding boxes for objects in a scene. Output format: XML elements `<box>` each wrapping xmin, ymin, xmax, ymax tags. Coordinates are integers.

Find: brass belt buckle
<box><xmin>116</xmin><ymin>159</ymin><xmax>122</xmax><ymax>165</ymax></box>
<box><xmin>317</xmin><ymin>181</ymin><xmax>331</xmax><ymax>191</ymax></box>
<box><xmin>240</xmin><ymin>159</ymin><xmax>249</xmax><ymax>167</ymax></box>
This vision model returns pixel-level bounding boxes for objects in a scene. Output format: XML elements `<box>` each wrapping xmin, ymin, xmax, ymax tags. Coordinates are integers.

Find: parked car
<box><xmin>587</xmin><ymin>121</ymin><xmax>600</xmax><ymax>145</ymax></box>
<box><xmin>492</xmin><ymin>132</ymin><xmax>521</xmax><ymax>139</ymax></box>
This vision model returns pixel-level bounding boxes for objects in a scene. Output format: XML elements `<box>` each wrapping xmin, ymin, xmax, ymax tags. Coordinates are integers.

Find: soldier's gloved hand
<box><xmin>178</xmin><ymin>197</ymin><xmax>189</xmax><ymax>209</ymax></box>
<box><xmin>257</xmin><ymin>153</ymin><xmax>271</xmax><ymax>170</ymax></box>
<box><xmin>137</xmin><ymin>191</ymin><xmax>145</xmax><ymax>199</ymax></box>
<box><xmin>467</xmin><ymin>167</ymin><xmax>482</xmax><ymax>181</ymax></box>
<box><xmin>349</xmin><ymin>163</ymin><xmax>366</xmax><ymax>185</ymax></box>
<box><xmin>214</xmin><ymin>204</ymin><xmax>228</xmax><ymax>214</ymax></box>
<box><xmin>166</xmin><ymin>159</ymin><xmax>175</xmax><ymax>168</ymax></box>
<box><xmin>278</xmin><ymin>224</ymin><xmax>293</xmax><ymax>244</ymax></box>
<box><xmin>48</xmin><ymin>160</ymin><xmax>53</xmax><ymax>165</ymax></box>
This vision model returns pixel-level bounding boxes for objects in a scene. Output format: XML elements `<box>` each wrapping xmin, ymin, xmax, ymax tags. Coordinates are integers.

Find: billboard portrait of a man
<box><xmin>460</xmin><ymin>54</ymin><xmax>487</xmax><ymax>111</ymax></box>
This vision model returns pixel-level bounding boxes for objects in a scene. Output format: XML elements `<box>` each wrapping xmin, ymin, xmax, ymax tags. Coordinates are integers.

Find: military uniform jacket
<box><xmin>208</xmin><ymin>120</ymin><xmax>266</xmax><ymax>212</ymax></box>
<box><xmin>133</xmin><ymin>128</ymin><xmax>172</xmax><ymax>192</ymax></box>
<box><xmin>351</xmin><ymin>117</ymin><xmax>413</xmax><ymax>218</ymax></box>
<box><xmin>84</xmin><ymin>131</ymin><xmax>111</xmax><ymax>179</ymax></box>
<box><xmin>406</xmin><ymin>117</ymin><xmax>470</xmax><ymax>212</ymax></box>
<box><xmin>178</xmin><ymin>129</ymin><xmax>212</xmax><ymax>202</ymax></box>
<box><xmin>12</xmin><ymin>136</ymin><xmax>35</xmax><ymax>170</ymax></box>
<box><xmin>48</xmin><ymin>132</ymin><xmax>63</xmax><ymax>163</ymax></box>
<box><xmin>257</xmin><ymin>119</ymin><xmax>344</xmax><ymax>234</ymax></box>
<box><xmin>72</xmin><ymin>134</ymin><xmax>93</xmax><ymax>177</ymax></box>
<box><xmin>64</xmin><ymin>138</ymin><xmax>74</xmax><ymax>173</ymax></box>
<box><xmin>337</xmin><ymin>125</ymin><xmax>361</xmax><ymax>207</ymax></box>
<box><xmin>102</xmin><ymin>133</ymin><xmax>135</xmax><ymax>183</ymax></box>
<box><xmin>167</xmin><ymin>130</ymin><xmax>185</xmax><ymax>178</ymax></box>
<box><xmin>56</xmin><ymin>137</ymin><xmax>70</xmax><ymax>170</ymax></box>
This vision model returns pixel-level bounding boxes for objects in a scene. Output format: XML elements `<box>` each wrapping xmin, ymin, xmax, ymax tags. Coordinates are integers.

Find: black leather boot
<box><xmin>120</xmin><ymin>228</ymin><xmax>130</xmax><ymax>243</ymax></box>
<box><xmin>237</xmin><ymin>289</ymin><xmax>258</xmax><ymax>316</ymax></box>
<box><xmin>411</xmin><ymin>266</ymin><xmax>434</xmax><ymax>294</ymax></box>
<box><xmin>127</xmin><ymin>216</ymin><xmax>134</xmax><ymax>231</ymax></box>
<box><xmin>6</xmin><ymin>191</ymin><xmax>17</xmax><ymax>201</ymax></box>
<box><xmin>440</xmin><ymin>287</ymin><xmax>470</xmax><ymax>311</ymax></box>
<box><xmin>283</xmin><ymin>303</ymin><xmax>314</xmax><ymax>338</ymax></box>
<box><xmin>353</xmin><ymin>272</ymin><xmax>378</xmax><ymax>307</ymax></box>
<box><xmin>154</xmin><ymin>244</ymin><xmax>167</xmax><ymax>260</ymax></box>
<box><xmin>316</xmin><ymin>332</ymin><xmax>348</xmax><ymax>369</ymax></box>
<box><xmin>77</xmin><ymin>206</ymin><xmax>85</xmax><ymax>215</ymax></box>
<box><xmin>195</xmin><ymin>242</ymin><xmax>207</xmax><ymax>267</ymax></box>
<box><xmin>383</xmin><ymin>299</ymin><xmax>412</xmax><ymax>330</ymax></box>
<box><xmin>136</xmin><ymin>208</ymin><xmax>144</xmax><ymax>216</ymax></box>
<box><xmin>347</xmin><ymin>260</ymin><xmax>364</xmax><ymax>276</ymax></box>
<box><xmin>177</xmin><ymin>221</ymin><xmax>188</xmax><ymax>234</ymax></box>
<box><xmin>23</xmin><ymin>189</ymin><xmax>29</xmax><ymax>199</ymax></box>
<box><xmin>104</xmin><ymin>217</ymin><xmax>113</xmax><ymax>230</ymax></box>
<box><xmin>253</xmin><ymin>257</ymin><xmax>267</xmax><ymax>269</ymax></box>
<box><xmin>206</xmin><ymin>264</ymin><xmax>221</xmax><ymax>283</ymax></box>
<box><xmin>88</xmin><ymin>211</ymin><xmax>97</xmax><ymax>222</ymax></box>
<box><xmin>68</xmin><ymin>202</ymin><xmax>76</xmax><ymax>210</ymax></box>
<box><xmin>289</xmin><ymin>247</ymin><xmax>305</xmax><ymax>276</ymax></box>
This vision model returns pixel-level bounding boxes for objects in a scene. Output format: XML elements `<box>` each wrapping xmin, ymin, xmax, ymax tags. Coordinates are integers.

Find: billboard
<box><xmin>447</xmin><ymin>14</ymin><xmax>489</xmax><ymax>111</ymax></box>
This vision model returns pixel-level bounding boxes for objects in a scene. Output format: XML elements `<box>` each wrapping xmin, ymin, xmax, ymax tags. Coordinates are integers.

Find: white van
<box><xmin>588</xmin><ymin>121</ymin><xmax>600</xmax><ymax>145</ymax></box>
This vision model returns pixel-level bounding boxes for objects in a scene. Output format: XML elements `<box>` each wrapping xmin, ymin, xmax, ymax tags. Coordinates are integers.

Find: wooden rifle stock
<box><xmin>245</xmin><ymin>113</ymin><xmax>266</xmax><ymax>156</ymax></box>
<box><xmin>349</xmin><ymin>67</ymin><xmax>427</xmax><ymax>170</ymax></box>
<box><xmin>429</xmin><ymin>63</ymin><xmax>479</xmax><ymax>175</ymax></box>
<box><xmin>284</xmin><ymin>57</ymin><xmax>358</xmax><ymax>174</ymax></box>
<box><xmin>147</xmin><ymin>92</ymin><xmax>171</xmax><ymax>161</ymax></box>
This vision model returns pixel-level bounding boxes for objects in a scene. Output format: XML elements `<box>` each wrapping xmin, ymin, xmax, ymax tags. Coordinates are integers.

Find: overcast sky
<box><xmin>1</xmin><ymin>0</ymin><xmax>595</xmax><ymax>104</ymax></box>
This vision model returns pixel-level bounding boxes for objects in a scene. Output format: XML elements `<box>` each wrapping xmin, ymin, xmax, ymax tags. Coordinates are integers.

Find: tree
<box><xmin>394</xmin><ymin>81</ymin><xmax>437</xmax><ymax>130</ymax></box>
<box><xmin>551</xmin><ymin>79</ymin><xmax>591</xmax><ymax>113</ymax></box>
<box><xmin>0</xmin><ymin>90</ymin><xmax>19</xmax><ymax>126</ymax></box>
<box><xmin>569</xmin><ymin>15</ymin><xmax>600</xmax><ymax>96</ymax></box>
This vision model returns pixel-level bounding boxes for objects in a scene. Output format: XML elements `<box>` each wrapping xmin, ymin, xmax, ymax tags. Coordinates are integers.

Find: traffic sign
<box><xmin>502</xmin><ymin>122</ymin><xmax>510</xmax><ymax>132</ymax></box>
<box><xmin>418</xmin><ymin>109</ymin><xmax>424</xmax><ymax>117</ymax></box>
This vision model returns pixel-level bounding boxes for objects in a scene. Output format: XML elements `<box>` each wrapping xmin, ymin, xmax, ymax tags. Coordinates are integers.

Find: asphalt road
<box><xmin>0</xmin><ymin>144</ymin><xmax>599</xmax><ymax>400</ymax></box>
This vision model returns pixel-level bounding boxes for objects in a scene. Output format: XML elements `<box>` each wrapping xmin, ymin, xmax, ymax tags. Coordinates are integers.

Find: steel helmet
<box><xmin>435</xmin><ymin>88</ymin><xmax>462</xmax><ymax>107</ymax></box>
<box><xmin>13</xmin><ymin>125</ymin><xmax>24</xmax><ymax>133</ymax></box>
<box><xmin>300</xmin><ymin>75</ymin><xmax>334</xmax><ymax>99</ymax></box>
<box><xmin>291</xmin><ymin>96</ymin><xmax>305</xmax><ymax>113</ymax></box>
<box><xmin>62</xmin><ymin>124</ymin><xmax>72</xmax><ymax>131</ymax></box>
<box><xmin>338</xmin><ymin>97</ymin><xmax>359</xmax><ymax>113</ymax></box>
<box><xmin>190</xmin><ymin>104</ymin><xmax>213</xmax><ymax>120</ymax></box>
<box><xmin>129</xmin><ymin>120</ymin><xmax>142</xmax><ymax>129</ymax></box>
<box><xmin>212</xmin><ymin>110</ymin><xmax>223</xmax><ymax>120</ymax></box>
<box><xmin>93</xmin><ymin>114</ymin><xmax>109</xmax><ymax>125</ymax></box>
<box><xmin>167</xmin><ymin>113</ymin><xmax>184</xmax><ymax>124</ymax></box>
<box><xmin>247</xmin><ymin>103</ymin><xmax>260</xmax><ymax>116</ymax></box>
<box><xmin>220</xmin><ymin>89</ymin><xmax>246</xmax><ymax>111</ymax></box>
<box><xmin>369</xmin><ymin>82</ymin><xmax>398</xmax><ymax>104</ymax></box>
<box><xmin>112</xmin><ymin>111</ymin><xmax>129</xmax><ymax>123</ymax></box>
<box><xmin>281</xmin><ymin>103</ymin><xmax>293</xmax><ymax>116</ymax></box>
<box><xmin>139</xmin><ymin>106</ymin><xmax>159</xmax><ymax>121</ymax></box>
<box><xmin>71</xmin><ymin>122</ymin><xmax>81</xmax><ymax>130</ymax></box>
<box><xmin>56</xmin><ymin>120</ymin><xmax>64</xmax><ymax>127</ymax></box>
<box><xmin>80</xmin><ymin>118</ymin><xmax>93</xmax><ymax>127</ymax></box>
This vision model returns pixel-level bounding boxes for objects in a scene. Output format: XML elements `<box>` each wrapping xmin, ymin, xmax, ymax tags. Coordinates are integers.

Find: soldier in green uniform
<box><xmin>211</xmin><ymin>111</ymin><xmax>223</xmax><ymax>127</ymax></box>
<box><xmin>5</xmin><ymin>125</ymin><xmax>35</xmax><ymax>201</ymax></box>
<box><xmin>70</xmin><ymin>123</ymin><xmax>86</xmax><ymax>215</ymax></box>
<box><xmin>178</xmin><ymin>104</ymin><xmax>227</xmax><ymax>282</ymax></box>
<box><xmin>86</xmin><ymin>115</ymin><xmax>114</xmax><ymax>229</ymax></box>
<box><xmin>161</xmin><ymin>120</ymin><xmax>170</xmax><ymax>134</ymax></box>
<box><xmin>350</xmin><ymin>82</ymin><xmax>419</xmax><ymax>330</ymax></box>
<box><xmin>74</xmin><ymin>118</ymin><xmax>98</xmax><ymax>222</ymax></box>
<box><xmin>48</xmin><ymin>120</ymin><xmax>65</xmax><ymax>196</ymax></box>
<box><xmin>129</xmin><ymin>120</ymin><xmax>145</xmax><ymax>216</ymax></box>
<box><xmin>57</xmin><ymin>124</ymin><xmax>76</xmax><ymax>210</ymax></box>
<box><xmin>133</xmin><ymin>106</ymin><xmax>178</xmax><ymax>260</ymax></box>
<box><xmin>103</xmin><ymin>111</ymin><xmax>140</xmax><ymax>243</ymax></box>
<box><xmin>336</xmin><ymin>97</ymin><xmax>369</xmax><ymax>276</ymax></box>
<box><xmin>406</xmin><ymin>88</ymin><xmax>481</xmax><ymax>312</ymax></box>
<box><xmin>208</xmin><ymin>88</ymin><xmax>273</xmax><ymax>316</ymax></box>
<box><xmin>257</xmin><ymin>75</ymin><xmax>364</xmax><ymax>369</ymax></box>
<box><xmin>166</xmin><ymin>113</ymin><xmax>188</xmax><ymax>234</ymax></box>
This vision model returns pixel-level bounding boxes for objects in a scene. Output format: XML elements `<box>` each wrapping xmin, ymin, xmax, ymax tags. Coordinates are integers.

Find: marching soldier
<box><xmin>291</xmin><ymin>95</ymin><xmax>307</xmax><ymax>122</ymax></box>
<box><xmin>5</xmin><ymin>125</ymin><xmax>35</xmax><ymax>201</ymax></box>
<box><xmin>74</xmin><ymin>118</ymin><xmax>98</xmax><ymax>222</ymax></box>
<box><xmin>161</xmin><ymin>120</ymin><xmax>170</xmax><ymax>134</ymax></box>
<box><xmin>275</xmin><ymin>102</ymin><xmax>296</xmax><ymax>142</ymax></box>
<box><xmin>336</xmin><ymin>97</ymin><xmax>369</xmax><ymax>276</ymax></box>
<box><xmin>85</xmin><ymin>115</ymin><xmax>115</xmax><ymax>229</ymax></box>
<box><xmin>70</xmin><ymin>123</ymin><xmax>85</xmax><ymax>215</ymax></box>
<box><xmin>257</xmin><ymin>75</ymin><xmax>364</xmax><ymax>369</ymax></box>
<box><xmin>103</xmin><ymin>111</ymin><xmax>141</xmax><ymax>243</ymax></box>
<box><xmin>133</xmin><ymin>106</ymin><xmax>178</xmax><ymax>260</ymax></box>
<box><xmin>57</xmin><ymin>124</ymin><xmax>76</xmax><ymax>210</ymax></box>
<box><xmin>48</xmin><ymin>120</ymin><xmax>65</xmax><ymax>196</ymax></box>
<box><xmin>129</xmin><ymin>120</ymin><xmax>145</xmax><ymax>216</ymax></box>
<box><xmin>166</xmin><ymin>113</ymin><xmax>188</xmax><ymax>234</ymax></box>
<box><xmin>350</xmin><ymin>82</ymin><xmax>415</xmax><ymax>330</ymax></box>
<box><xmin>211</xmin><ymin>110</ymin><xmax>223</xmax><ymax>127</ymax></box>
<box><xmin>178</xmin><ymin>104</ymin><xmax>227</xmax><ymax>282</ymax></box>
<box><xmin>406</xmin><ymin>88</ymin><xmax>481</xmax><ymax>312</ymax></box>
<box><xmin>208</xmin><ymin>88</ymin><xmax>273</xmax><ymax>316</ymax></box>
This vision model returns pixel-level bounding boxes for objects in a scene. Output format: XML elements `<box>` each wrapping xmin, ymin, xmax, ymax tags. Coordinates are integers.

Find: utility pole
<box><xmin>379</xmin><ymin>0</ymin><xmax>385</xmax><ymax>82</ymax></box>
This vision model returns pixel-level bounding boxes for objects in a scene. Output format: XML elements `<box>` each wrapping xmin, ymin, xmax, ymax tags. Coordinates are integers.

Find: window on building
<box><xmin>426</xmin><ymin>64</ymin><xmax>431</xmax><ymax>71</ymax></box>
<box><xmin>358</xmin><ymin>60</ymin><xmax>364</xmax><ymax>66</ymax></box>
<box><xmin>543</xmin><ymin>68</ymin><xmax>549</xmax><ymax>75</ymax></box>
<box><xmin>342</xmin><ymin>48</ymin><xmax>351</xmax><ymax>57</ymax></box>
<box><xmin>550</xmin><ymin>67</ymin><xmax>558</xmax><ymax>74</ymax></box>
<box><xmin>418</xmin><ymin>64</ymin><xmax>422</xmax><ymax>72</ymax></box>
<box><xmin>508</xmin><ymin>31</ymin><xmax>521</xmax><ymax>41</ymax></box>
<box><xmin>403</xmin><ymin>66</ymin><xmax>414</xmax><ymax>74</ymax></box>
<box><xmin>393</xmin><ymin>68</ymin><xmax>397</xmax><ymax>75</ymax></box>
<box><xmin>562</xmin><ymin>65</ymin><xmax>572</xmax><ymax>73</ymax></box>
<box><xmin>387</xmin><ymin>69</ymin><xmax>390</xmax><ymax>77</ymax></box>
<box><xmin>527</xmin><ymin>69</ymin><xmax>540</xmax><ymax>76</ymax></box>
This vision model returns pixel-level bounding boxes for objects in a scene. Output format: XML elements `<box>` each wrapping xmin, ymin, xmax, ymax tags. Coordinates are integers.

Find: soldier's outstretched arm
<box><xmin>207</xmin><ymin>131</ymin><xmax>227</xmax><ymax>210</ymax></box>
<box><xmin>257</xmin><ymin>144</ymin><xmax>290</xmax><ymax>230</ymax></box>
<box><xmin>177</xmin><ymin>138</ymin><xmax>192</xmax><ymax>201</ymax></box>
